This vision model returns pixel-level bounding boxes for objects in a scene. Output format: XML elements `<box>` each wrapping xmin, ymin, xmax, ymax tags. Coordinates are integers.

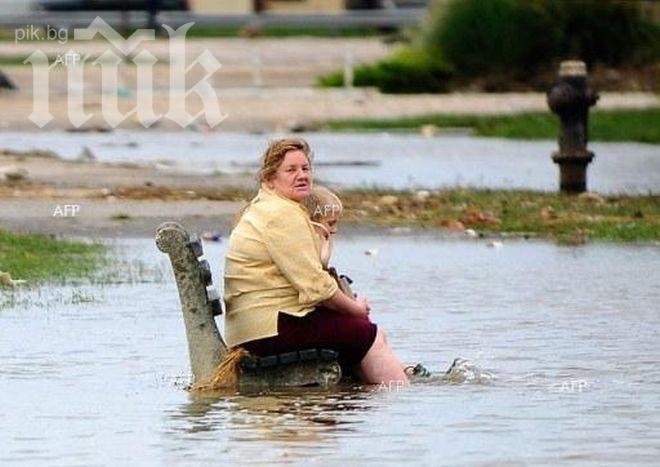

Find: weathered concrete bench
<box><xmin>155</xmin><ymin>221</ymin><xmax>342</xmax><ymax>391</ymax></box>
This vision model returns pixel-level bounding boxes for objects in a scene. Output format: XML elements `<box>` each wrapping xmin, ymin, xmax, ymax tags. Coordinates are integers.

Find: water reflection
<box><xmin>169</xmin><ymin>387</ymin><xmax>373</xmax><ymax>439</ymax></box>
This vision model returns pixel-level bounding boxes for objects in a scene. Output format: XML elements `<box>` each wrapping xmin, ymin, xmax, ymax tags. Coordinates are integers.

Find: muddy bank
<box><xmin>1</xmin><ymin>148</ymin><xmax>658</xmax><ymax>242</ymax></box>
<box><xmin>0</xmin><ymin>147</ymin><xmax>251</xmax><ymax>236</ymax></box>
<box><xmin>0</xmin><ymin>89</ymin><xmax>657</xmax><ymax>132</ymax></box>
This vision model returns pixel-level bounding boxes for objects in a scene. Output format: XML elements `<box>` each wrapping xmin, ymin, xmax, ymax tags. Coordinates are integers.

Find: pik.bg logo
<box><xmin>24</xmin><ymin>17</ymin><xmax>226</xmax><ymax>129</ymax></box>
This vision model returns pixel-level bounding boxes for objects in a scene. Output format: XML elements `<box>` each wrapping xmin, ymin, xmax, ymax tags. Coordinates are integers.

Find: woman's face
<box><xmin>269</xmin><ymin>150</ymin><xmax>312</xmax><ymax>202</ymax></box>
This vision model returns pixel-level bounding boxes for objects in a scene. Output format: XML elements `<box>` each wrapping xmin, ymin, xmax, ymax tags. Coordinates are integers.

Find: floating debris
<box><xmin>420</xmin><ymin>124</ymin><xmax>438</xmax><ymax>138</ymax></box>
<box><xmin>202</xmin><ymin>231</ymin><xmax>222</xmax><ymax>242</ymax></box>
<box><xmin>77</xmin><ymin>146</ymin><xmax>96</xmax><ymax>162</ymax></box>
<box><xmin>364</xmin><ymin>248</ymin><xmax>379</xmax><ymax>256</ymax></box>
<box><xmin>0</xmin><ymin>271</ymin><xmax>26</xmax><ymax>287</ymax></box>
<box><xmin>66</xmin><ymin>126</ymin><xmax>112</xmax><ymax>133</ymax></box>
<box><xmin>486</xmin><ymin>240</ymin><xmax>503</xmax><ymax>249</ymax></box>
<box><xmin>0</xmin><ymin>148</ymin><xmax>60</xmax><ymax>159</ymax></box>
<box><xmin>0</xmin><ymin>166</ymin><xmax>28</xmax><ymax>182</ymax></box>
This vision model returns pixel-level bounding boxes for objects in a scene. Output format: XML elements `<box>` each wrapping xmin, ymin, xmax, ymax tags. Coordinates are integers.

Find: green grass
<box><xmin>322</xmin><ymin>108</ymin><xmax>660</xmax><ymax>143</ymax></box>
<box><xmin>340</xmin><ymin>189</ymin><xmax>660</xmax><ymax>243</ymax></box>
<box><xmin>0</xmin><ymin>230</ymin><xmax>106</xmax><ymax>285</ymax></box>
<box><xmin>318</xmin><ymin>46</ymin><xmax>452</xmax><ymax>94</ymax></box>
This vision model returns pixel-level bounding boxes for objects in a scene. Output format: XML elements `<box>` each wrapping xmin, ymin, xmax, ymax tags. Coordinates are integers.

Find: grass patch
<box><xmin>0</xmin><ymin>229</ymin><xmax>106</xmax><ymax>285</ymax></box>
<box><xmin>110</xmin><ymin>212</ymin><xmax>133</xmax><ymax>220</ymax></box>
<box><xmin>321</xmin><ymin>108</ymin><xmax>660</xmax><ymax>143</ymax></box>
<box><xmin>318</xmin><ymin>47</ymin><xmax>452</xmax><ymax>94</ymax></box>
<box><xmin>339</xmin><ymin>189</ymin><xmax>660</xmax><ymax>243</ymax></box>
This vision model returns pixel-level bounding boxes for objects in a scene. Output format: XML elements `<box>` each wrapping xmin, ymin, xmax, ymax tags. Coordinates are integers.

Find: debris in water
<box><xmin>77</xmin><ymin>146</ymin><xmax>96</xmax><ymax>162</ymax></box>
<box><xmin>486</xmin><ymin>240</ymin><xmax>503</xmax><ymax>249</ymax></box>
<box><xmin>1</xmin><ymin>166</ymin><xmax>29</xmax><ymax>182</ymax></box>
<box><xmin>420</xmin><ymin>124</ymin><xmax>438</xmax><ymax>138</ymax></box>
<box><xmin>0</xmin><ymin>271</ymin><xmax>26</xmax><ymax>287</ymax></box>
<box><xmin>202</xmin><ymin>231</ymin><xmax>222</xmax><ymax>242</ymax></box>
<box><xmin>364</xmin><ymin>248</ymin><xmax>379</xmax><ymax>256</ymax></box>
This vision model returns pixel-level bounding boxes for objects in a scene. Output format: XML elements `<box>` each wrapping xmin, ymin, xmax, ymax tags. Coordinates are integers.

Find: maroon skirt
<box><xmin>241</xmin><ymin>307</ymin><xmax>378</xmax><ymax>369</ymax></box>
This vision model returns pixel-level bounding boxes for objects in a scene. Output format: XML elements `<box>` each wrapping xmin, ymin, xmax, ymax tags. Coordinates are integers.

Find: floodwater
<box><xmin>2</xmin><ymin>131</ymin><xmax>659</xmax><ymax>193</ymax></box>
<box><xmin>1</xmin><ymin>235</ymin><xmax>659</xmax><ymax>465</ymax></box>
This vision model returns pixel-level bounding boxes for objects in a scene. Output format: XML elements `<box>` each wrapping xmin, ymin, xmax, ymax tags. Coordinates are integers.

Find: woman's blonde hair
<box><xmin>232</xmin><ymin>138</ymin><xmax>314</xmax><ymax>229</ymax></box>
<box><xmin>258</xmin><ymin>138</ymin><xmax>313</xmax><ymax>183</ymax></box>
<box><xmin>302</xmin><ymin>185</ymin><xmax>343</xmax><ymax>222</ymax></box>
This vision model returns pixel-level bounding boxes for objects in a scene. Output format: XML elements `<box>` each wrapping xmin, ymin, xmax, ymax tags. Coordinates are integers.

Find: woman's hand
<box><xmin>352</xmin><ymin>296</ymin><xmax>371</xmax><ymax>318</ymax></box>
<box><xmin>322</xmin><ymin>290</ymin><xmax>371</xmax><ymax>318</ymax></box>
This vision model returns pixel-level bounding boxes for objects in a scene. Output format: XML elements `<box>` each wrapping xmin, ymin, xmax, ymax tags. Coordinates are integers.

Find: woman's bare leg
<box><xmin>357</xmin><ymin>328</ymin><xmax>409</xmax><ymax>385</ymax></box>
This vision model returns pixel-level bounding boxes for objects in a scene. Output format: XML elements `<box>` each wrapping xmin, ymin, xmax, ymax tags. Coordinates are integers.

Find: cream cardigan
<box><xmin>223</xmin><ymin>185</ymin><xmax>339</xmax><ymax>347</ymax></box>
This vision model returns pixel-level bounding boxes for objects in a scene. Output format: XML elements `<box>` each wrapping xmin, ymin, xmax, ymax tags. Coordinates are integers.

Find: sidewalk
<box><xmin>1</xmin><ymin>88</ymin><xmax>658</xmax><ymax>131</ymax></box>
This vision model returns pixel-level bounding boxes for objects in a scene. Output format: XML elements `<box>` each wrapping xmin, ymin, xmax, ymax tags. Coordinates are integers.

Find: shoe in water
<box><xmin>405</xmin><ymin>363</ymin><xmax>432</xmax><ymax>378</ymax></box>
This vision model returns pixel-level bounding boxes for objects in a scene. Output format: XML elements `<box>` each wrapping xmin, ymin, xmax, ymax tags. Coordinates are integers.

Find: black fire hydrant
<box><xmin>547</xmin><ymin>60</ymin><xmax>599</xmax><ymax>193</ymax></box>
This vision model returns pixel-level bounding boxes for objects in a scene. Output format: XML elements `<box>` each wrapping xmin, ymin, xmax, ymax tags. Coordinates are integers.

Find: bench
<box><xmin>155</xmin><ymin>221</ymin><xmax>342</xmax><ymax>390</ymax></box>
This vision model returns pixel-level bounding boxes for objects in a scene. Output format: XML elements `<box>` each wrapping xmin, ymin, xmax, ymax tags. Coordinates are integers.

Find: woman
<box><xmin>223</xmin><ymin>138</ymin><xmax>408</xmax><ymax>384</ymax></box>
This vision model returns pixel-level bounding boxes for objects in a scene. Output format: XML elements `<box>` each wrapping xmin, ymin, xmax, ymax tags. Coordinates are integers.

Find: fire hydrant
<box><xmin>547</xmin><ymin>60</ymin><xmax>599</xmax><ymax>193</ymax></box>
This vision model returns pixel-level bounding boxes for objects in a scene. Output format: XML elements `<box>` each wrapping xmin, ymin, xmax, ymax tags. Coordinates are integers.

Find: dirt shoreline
<box><xmin>0</xmin><ymin>148</ymin><xmax>252</xmax><ymax>237</ymax></box>
<box><xmin>1</xmin><ymin>89</ymin><xmax>658</xmax><ymax>132</ymax></box>
<box><xmin>0</xmin><ymin>149</ymin><xmax>429</xmax><ymax>239</ymax></box>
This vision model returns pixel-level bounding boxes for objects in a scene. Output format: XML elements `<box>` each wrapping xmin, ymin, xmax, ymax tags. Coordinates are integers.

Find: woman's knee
<box><xmin>370</xmin><ymin>327</ymin><xmax>389</xmax><ymax>352</ymax></box>
<box><xmin>374</xmin><ymin>327</ymin><xmax>390</xmax><ymax>347</ymax></box>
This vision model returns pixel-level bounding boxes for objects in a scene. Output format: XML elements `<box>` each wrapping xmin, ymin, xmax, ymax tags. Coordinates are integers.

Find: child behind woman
<box><xmin>301</xmin><ymin>186</ymin><xmax>354</xmax><ymax>296</ymax></box>
<box><xmin>301</xmin><ymin>185</ymin><xmax>342</xmax><ymax>267</ymax></box>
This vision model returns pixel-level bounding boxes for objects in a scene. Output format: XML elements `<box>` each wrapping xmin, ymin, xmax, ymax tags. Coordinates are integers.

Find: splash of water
<box><xmin>442</xmin><ymin>357</ymin><xmax>494</xmax><ymax>384</ymax></box>
<box><xmin>412</xmin><ymin>358</ymin><xmax>494</xmax><ymax>385</ymax></box>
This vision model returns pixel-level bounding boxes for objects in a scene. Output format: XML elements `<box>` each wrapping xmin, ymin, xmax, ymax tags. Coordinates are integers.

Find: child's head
<box><xmin>302</xmin><ymin>185</ymin><xmax>343</xmax><ymax>235</ymax></box>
